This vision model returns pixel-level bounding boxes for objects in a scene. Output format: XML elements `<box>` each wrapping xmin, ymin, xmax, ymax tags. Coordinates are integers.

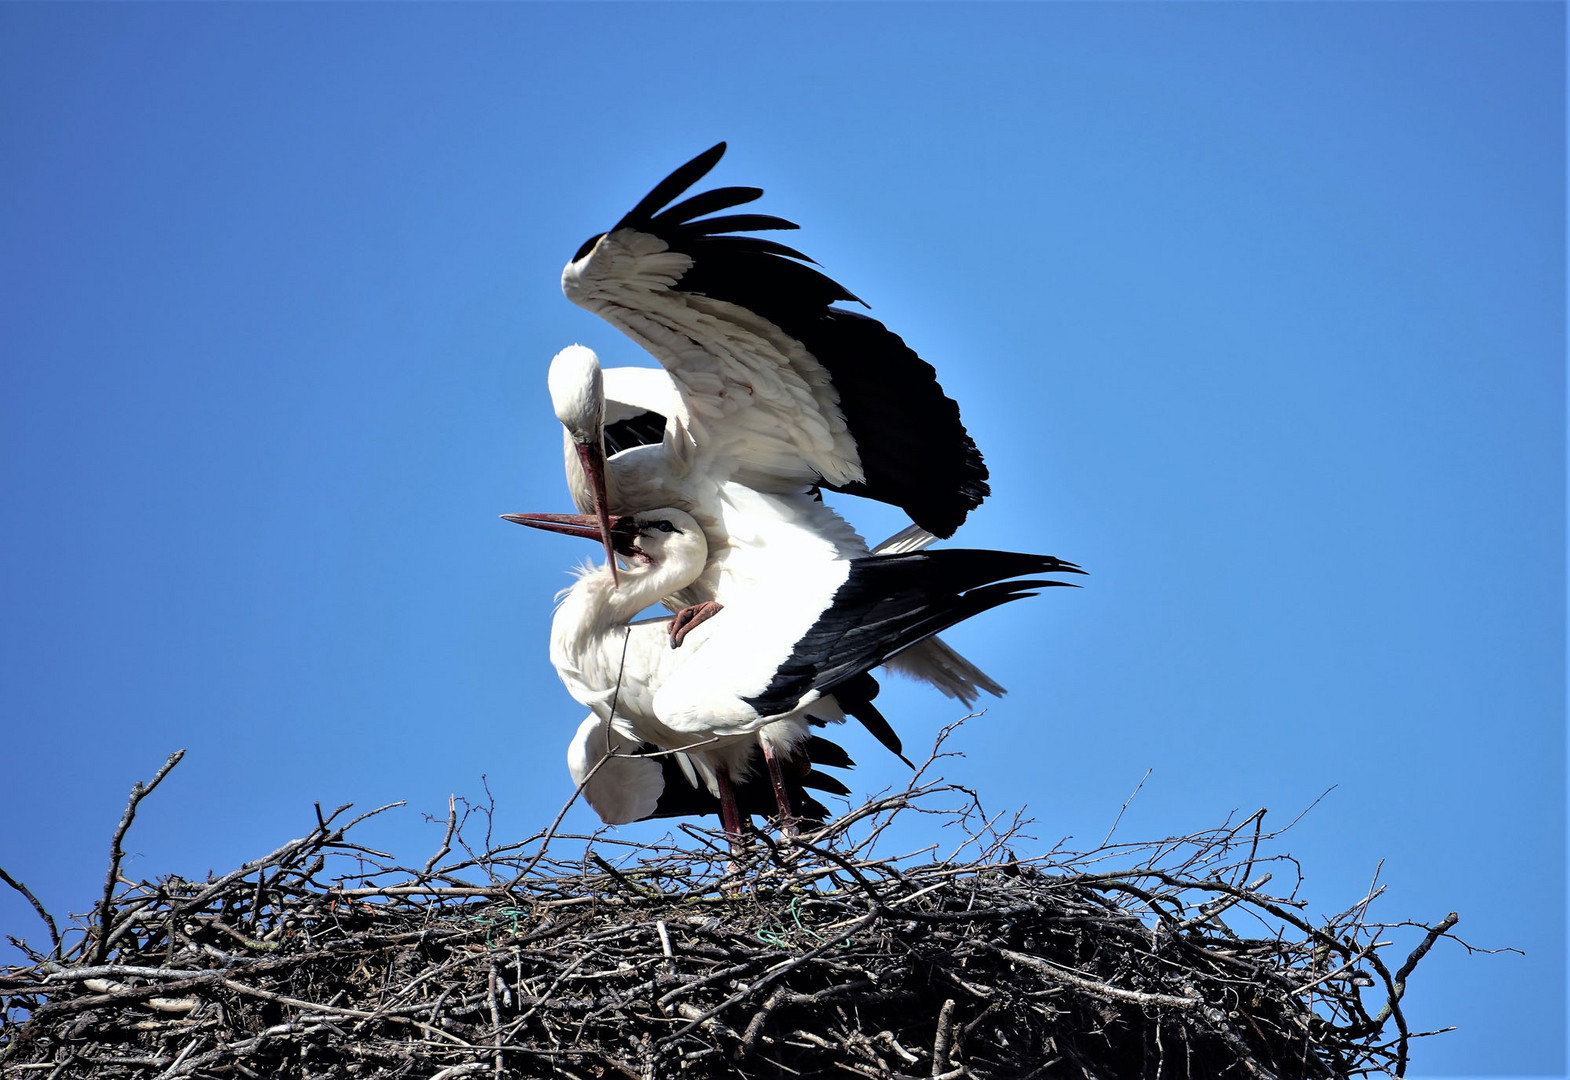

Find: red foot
<box><xmin>669</xmin><ymin>601</ymin><xmax>724</xmax><ymax>648</ymax></box>
<box><xmin>760</xmin><ymin>740</ymin><xmax>799</xmax><ymax>840</ymax></box>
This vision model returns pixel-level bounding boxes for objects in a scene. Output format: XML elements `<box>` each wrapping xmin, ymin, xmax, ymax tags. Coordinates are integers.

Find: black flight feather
<box><xmin>680</xmin><ymin>213</ymin><xmax>801</xmax><ymax>236</ymax></box>
<box><xmin>801</xmin><ymin>770</ymin><xmax>852</xmax><ymax>798</ymax></box>
<box><xmin>704</xmin><ymin>235</ymin><xmax>821</xmax><ymax>267</ymax></box>
<box><xmin>650</xmin><ymin>186</ymin><xmax>764</xmax><ymax>228</ymax></box>
<box><xmin>613</xmin><ymin>142</ymin><xmax>727</xmax><ymax>232</ymax></box>
<box><xmin>829</xmin><ymin>672</ymin><xmax>911</xmax><ymax>765</ymax></box>
<box><xmin>602</xmin><ymin>409</ymin><xmax>668</xmax><ymax>458</ymax></box>
<box><xmin>804</xmin><ymin>734</ymin><xmax>855</xmax><ymax>770</ymax></box>
<box><xmin>845</xmin><ymin>697</ymin><xmax>911</xmax><ymax>767</ymax></box>
<box><xmin>744</xmin><ymin>550</ymin><xmax>1082</xmax><ymax>721</ymax></box>
<box><xmin>636</xmin><ymin>729</ymin><xmax>855</xmax><ymax>824</ymax></box>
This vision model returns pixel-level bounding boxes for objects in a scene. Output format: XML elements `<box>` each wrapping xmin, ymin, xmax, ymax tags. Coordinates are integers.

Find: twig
<box><xmin>0</xmin><ymin>866</ymin><xmax>61</xmax><ymax>959</ymax></box>
<box><xmin>91</xmin><ymin>750</ymin><xmax>186</xmax><ymax>964</ymax></box>
<box><xmin>424</xmin><ymin>795</ymin><xmax>459</xmax><ymax>876</ymax></box>
<box><xmin>1100</xmin><ymin>767</ymin><xmax>1152</xmax><ymax>847</ymax></box>
<box><xmin>976</xmin><ymin>943</ymin><xmax>1201</xmax><ymax>1009</ymax></box>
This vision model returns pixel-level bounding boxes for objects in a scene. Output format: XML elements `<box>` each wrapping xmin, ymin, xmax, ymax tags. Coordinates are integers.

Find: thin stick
<box><xmin>0</xmin><ymin>866</ymin><xmax>61</xmax><ymax>958</ymax></box>
<box><xmin>932</xmin><ymin>997</ymin><xmax>957</xmax><ymax>1078</ymax></box>
<box><xmin>1100</xmin><ymin>767</ymin><xmax>1152</xmax><ymax>847</ymax></box>
<box><xmin>423</xmin><ymin>795</ymin><xmax>459</xmax><ymax>876</ymax></box>
<box><xmin>91</xmin><ymin>750</ymin><xmax>185</xmax><ymax>964</ymax></box>
<box><xmin>1373</xmin><ymin>911</ymin><xmax>1460</xmax><ymax>1026</ymax></box>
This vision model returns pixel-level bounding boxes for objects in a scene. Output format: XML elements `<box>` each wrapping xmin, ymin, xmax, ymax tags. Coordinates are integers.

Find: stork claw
<box><xmin>669</xmin><ymin>601</ymin><xmax>724</xmax><ymax>648</ymax></box>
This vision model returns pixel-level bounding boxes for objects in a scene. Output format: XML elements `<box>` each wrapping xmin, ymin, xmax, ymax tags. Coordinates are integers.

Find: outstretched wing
<box><xmin>563</xmin><ymin>143</ymin><xmax>990</xmax><ymax>538</ymax></box>
<box><xmin>743</xmin><ymin>549</ymin><xmax>1084</xmax><ymax>718</ymax></box>
<box><xmin>653</xmin><ymin>548</ymin><xmax>1082</xmax><ymax>737</ymax></box>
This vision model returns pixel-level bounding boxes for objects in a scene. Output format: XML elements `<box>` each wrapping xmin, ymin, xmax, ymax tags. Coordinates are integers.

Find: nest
<box><xmin>2</xmin><ymin>736</ymin><xmax>1460</xmax><ymax>1079</ymax></box>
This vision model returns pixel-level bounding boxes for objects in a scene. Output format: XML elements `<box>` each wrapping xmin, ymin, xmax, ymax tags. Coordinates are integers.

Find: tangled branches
<box><xmin>2</xmin><ymin>737</ymin><xmax>1461</xmax><ymax>1079</ymax></box>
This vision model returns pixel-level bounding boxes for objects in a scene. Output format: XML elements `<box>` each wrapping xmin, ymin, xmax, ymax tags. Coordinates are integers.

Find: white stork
<box><xmin>557</xmin><ymin>142</ymin><xmax>990</xmax><ymax>541</ymax></box>
<box><xmin>505</xmin><ymin>506</ymin><xmax>1081</xmax><ymax>844</ymax></box>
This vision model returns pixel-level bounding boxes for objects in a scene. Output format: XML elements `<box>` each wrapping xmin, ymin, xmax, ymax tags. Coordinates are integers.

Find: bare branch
<box><xmin>90</xmin><ymin>750</ymin><xmax>185</xmax><ymax>965</ymax></box>
<box><xmin>0</xmin><ymin>867</ymin><xmax>61</xmax><ymax>959</ymax></box>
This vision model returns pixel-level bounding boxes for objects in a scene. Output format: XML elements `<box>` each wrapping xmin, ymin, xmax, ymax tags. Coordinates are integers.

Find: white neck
<box><xmin>553</xmin><ymin>531</ymin><xmax>705</xmax><ymax>653</ymax></box>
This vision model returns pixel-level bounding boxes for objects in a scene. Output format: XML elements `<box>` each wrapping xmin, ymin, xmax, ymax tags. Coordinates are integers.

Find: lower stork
<box><xmin>506</xmin><ymin>506</ymin><xmax>1081</xmax><ymax>847</ymax></box>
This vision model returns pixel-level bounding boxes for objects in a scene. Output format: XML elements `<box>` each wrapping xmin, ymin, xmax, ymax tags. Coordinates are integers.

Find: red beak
<box><xmin>502</xmin><ymin>512</ymin><xmax>624</xmax><ymax>577</ymax></box>
<box><xmin>574</xmin><ymin>440</ymin><xmax>617</xmax><ymax>583</ymax></box>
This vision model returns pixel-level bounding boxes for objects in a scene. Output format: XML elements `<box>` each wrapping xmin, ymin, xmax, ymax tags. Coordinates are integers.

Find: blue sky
<box><xmin>0</xmin><ymin>4</ymin><xmax>1562</xmax><ymax>1074</ymax></box>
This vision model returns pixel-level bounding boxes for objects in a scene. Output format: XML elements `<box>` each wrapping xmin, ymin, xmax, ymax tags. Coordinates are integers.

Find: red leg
<box><xmin>715</xmin><ymin>770</ymin><xmax>745</xmax><ymax>856</ymax></box>
<box><xmin>669</xmin><ymin>601</ymin><xmax>724</xmax><ymax>648</ymax></box>
<box><xmin>759</xmin><ymin>739</ymin><xmax>799</xmax><ymax>840</ymax></box>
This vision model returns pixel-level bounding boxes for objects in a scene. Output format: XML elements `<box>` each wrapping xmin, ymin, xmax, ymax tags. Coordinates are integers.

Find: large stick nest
<box><xmin>2</xmin><ymin>736</ymin><xmax>1460</xmax><ymax>1079</ymax></box>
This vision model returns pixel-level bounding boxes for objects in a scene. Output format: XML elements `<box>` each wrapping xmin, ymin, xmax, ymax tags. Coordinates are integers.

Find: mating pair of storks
<box><xmin>507</xmin><ymin>144</ymin><xmax>1080</xmax><ymax>849</ymax></box>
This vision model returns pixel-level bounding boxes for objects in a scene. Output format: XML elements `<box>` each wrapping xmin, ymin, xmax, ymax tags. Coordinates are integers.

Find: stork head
<box><xmin>548</xmin><ymin>345</ymin><xmax>604</xmax><ymax>441</ymax></box>
<box><xmin>547</xmin><ymin>345</ymin><xmax>616</xmax><ymax>577</ymax></box>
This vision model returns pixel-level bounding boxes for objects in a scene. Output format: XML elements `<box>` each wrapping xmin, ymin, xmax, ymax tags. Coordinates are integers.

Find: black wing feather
<box><xmin>804</xmin><ymin>733</ymin><xmax>855</xmax><ymax>770</ymax></box>
<box><xmin>801</xmin><ymin>770</ymin><xmax>851</xmax><ymax>798</ymax></box>
<box><xmin>822</xmin><ymin>672</ymin><xmax>907</xmax><ymax>763</ymax></box>
<box><xmin>641</xmin><ymin>731</ymin><xmax>853</xmax><ymax>824</ymax></box>
<box><xmin>650</xmin><ymin>186</ymin><xmax>763</xmax><ymax>228</ymax></box>
<box><xmin>681</xmin><ymin>213</ymin><xmax>801</xmax><ymax>236</ymax></box>
<box><xmin>744</xmin><ymin>550</ymin><xmax>1082</xmax><ymax>720</ymax></box>
<box><xmin>709</xmin><ymin>236</ymin><xmax>821</xmax><ymax>265</ymax></box>
<box><xmin>602</xmin><ymin>409</ymin><xmax>669</xmax><ymax>458</ymax></box>
<box><xmin>613</xmin><ymin>142</ymin><xmax>727</xmax><ymax>232</ymax></box>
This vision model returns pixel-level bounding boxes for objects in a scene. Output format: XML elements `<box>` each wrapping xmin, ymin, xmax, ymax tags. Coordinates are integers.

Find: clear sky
<box><xmin>0</xmin><ymin>4</ymin><xmax>1562</xmax><ymax>1075</ymax></box>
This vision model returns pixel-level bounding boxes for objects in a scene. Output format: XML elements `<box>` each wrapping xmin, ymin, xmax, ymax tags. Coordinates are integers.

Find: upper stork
<box><xmin>559</xmin><ymin>142</ymin><xmax>989</xmax><ymax>540</ymax></box>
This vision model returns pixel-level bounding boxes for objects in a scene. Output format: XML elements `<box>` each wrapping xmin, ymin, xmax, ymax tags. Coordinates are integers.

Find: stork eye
<box><xmin>650</xmin><ymin>520</ymin><xmax>678</xmax><ymax>533</ymax></box>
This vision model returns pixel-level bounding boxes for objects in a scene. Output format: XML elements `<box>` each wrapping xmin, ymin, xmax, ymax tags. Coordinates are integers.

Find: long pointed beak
<box><xmin>501</xmin><ymin>512</ymin><xmax>608</xmax><ymax>541</ymax></box>
<box><xmin>501</xmin><ymin>511</ymin><xmax>628</xmax><ymax>582</ymax></box>
<box><xmin>574</xmin><ymin>440</ymin><xmax>618</xmax><ymax>583</ymax></box>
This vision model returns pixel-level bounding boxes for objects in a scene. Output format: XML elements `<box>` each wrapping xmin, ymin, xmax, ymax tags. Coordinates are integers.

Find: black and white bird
<box><xmin>505</xmin><ymin>506</ymin><xmax>1081</xmax><ymax>844</ymax></box>
<box><xmin>557</xmin><ymin>142</ymin><xmax>990</xmax><ymax>543</ymax></box>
